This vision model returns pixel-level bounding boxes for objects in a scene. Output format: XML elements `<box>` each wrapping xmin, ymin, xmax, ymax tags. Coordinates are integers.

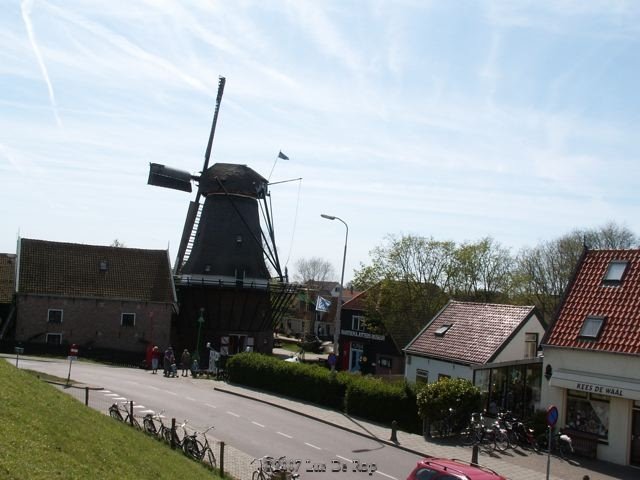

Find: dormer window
<box><xmin>603</xmin><ymin>260</ymin><xmax>628</xmax><ymax>285</ymax></box>
<box><xmin>434</xmin><ymin>324</ymin><xmax>452</xmax><ymax>337</ymax></box>
<box><xmin>578</xmin><ymin>315</ymin><xmax>605</xmax><ymax>339</ymax></box>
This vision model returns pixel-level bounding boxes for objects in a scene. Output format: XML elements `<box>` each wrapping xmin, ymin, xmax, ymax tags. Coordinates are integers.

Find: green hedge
<box><xmin>226</xmin><ymin>353</ymin><xmax>421</xmax><ymax>432</ymax></box>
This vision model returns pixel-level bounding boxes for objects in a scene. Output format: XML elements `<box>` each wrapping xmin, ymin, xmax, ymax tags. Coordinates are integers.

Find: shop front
<box><xmin>543</xmin><ymin>349</ymin><xmax>640</xmax><ymax>465</ymax></box>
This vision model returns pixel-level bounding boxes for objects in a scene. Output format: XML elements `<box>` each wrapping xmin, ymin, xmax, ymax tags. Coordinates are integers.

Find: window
<box><xmin>99</xmin><ymin>260</ymin><xmax>108</xmax><ymax>272</ymax></box>
<box><xmin>566</xmin><ymin>389</ymin><xmax>609</xmax><ymax>440</ymax></box>
<box><xmin>379</xmin><ymin>357</ymin><xmax>392</xmax><ymax>369</ymax></box>
<box><xmin>525</xmin><ymin>332</ymin><xmax>538</xmax><ymax>358</ymax></box>
<box><xmin>47</xmin><ymin>309</ymin><xmax>63</xmax><ymax>324</ymax></box>
<box><xmin>603</xmin><ymin>260</ymin><xmax>628</xmax><ymax>284</ymax></box>
<box><xmin>416</xmin><ymin>369</ymin><xmax>429</xmax><ymax>384</ymax></box>
<box><xmin>121</xmin><ymin>313</ymin><xmax>136</xmax><ymax>327</ymax></box>
<box><xmin>352</xmin><ymin>315</ymin><xmax>366</xmax><ymax>331</ymax></box>
<box><xmin>46</xmin><ymin>333</ymin><xmax>62</xmax><ymax>345</ymax></box>
<box><xmin>438</xmin><ymin>373</ymin><xmax>451</xmax><ymax>381</ymax></box>
<box><xmin>434</xmin><ymin>324</ymin><xmax>452</xmax><ymax>337</ymax></box>
<box><xmin>579</xmin><ymin>316</ymin><xmax>605</xmax><ymax>339</ymax></box>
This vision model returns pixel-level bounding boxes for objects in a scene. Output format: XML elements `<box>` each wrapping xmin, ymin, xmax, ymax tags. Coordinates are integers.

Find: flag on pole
<box><xmin>278</xmin><ymin>150</ymin><xmax>289</xmax><ymax>160</ymax></box>
<box><xmin>315</xmin><ymin>296</ymin><xmax>331</xmax><ymax>312</ymax></box>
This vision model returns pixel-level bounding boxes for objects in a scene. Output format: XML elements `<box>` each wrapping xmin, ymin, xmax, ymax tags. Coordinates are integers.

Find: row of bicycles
<box><xmin>460</xmin><ymin>411</ymin><xmax>574</xmax><ymax>458</ymax></box>
<box><xmin>108</xmin><ymin>402</ymin><xmax>217</xmax><ymax>469</ymax></box>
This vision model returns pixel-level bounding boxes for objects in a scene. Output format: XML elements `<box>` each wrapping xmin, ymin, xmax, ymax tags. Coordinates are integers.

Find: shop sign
<box><xmin>340</xmin><ymin>329</ymin><xmax>385</xmax><ymax>341</ymax></box>
<box><xmin>575</xmin><ymin>382</ymin><xmax>623</xmax><ymax>397</ymax></box>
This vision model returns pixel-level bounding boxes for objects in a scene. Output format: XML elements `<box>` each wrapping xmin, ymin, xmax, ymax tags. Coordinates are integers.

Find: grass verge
<box><xmin>0</xmin><ymin>359</ymin><xmax>223</xmax><ymax>480</ymax></box>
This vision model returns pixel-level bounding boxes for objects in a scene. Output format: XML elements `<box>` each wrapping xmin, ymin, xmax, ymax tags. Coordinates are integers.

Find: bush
<box><xmin>226</xmin><ymin>353</ymin><xmax>348</xmax><ymax>409</ymax></box>
<box><xmin>416</xmin><ymin>378</ymin><xmax>481</xmax><ymax>434</ymax></box>
<box><xmin>345</xmin><ymin>377</ymin><xmax>421</xmax><ymax>433</ymax></box>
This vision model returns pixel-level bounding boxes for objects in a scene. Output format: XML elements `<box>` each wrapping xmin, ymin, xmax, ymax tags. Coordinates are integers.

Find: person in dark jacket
<box><xmin>180</xmin><ymin>349</ymin><xmax>191</xmax><ymax>377</ymax></box>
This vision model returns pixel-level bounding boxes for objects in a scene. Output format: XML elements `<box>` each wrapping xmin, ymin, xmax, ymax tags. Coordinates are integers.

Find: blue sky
<box><xmin>1</xmin><ymin>1</ymin><xmax>639</xmax><ymax>282</ymax></box>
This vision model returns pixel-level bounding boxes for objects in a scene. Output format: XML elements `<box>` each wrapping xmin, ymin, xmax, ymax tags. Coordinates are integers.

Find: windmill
<box><xmin>147</xmin><ymin>77</ymin><xmax>295</xmax><ymax>359</ymax></box>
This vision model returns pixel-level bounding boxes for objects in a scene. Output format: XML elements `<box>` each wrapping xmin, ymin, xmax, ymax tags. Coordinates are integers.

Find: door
<box><xmin>631</xmin><ymin>409</ymin><xmax>640</xmax><ymax>466</ymax></box>
<box><xmin>349</xmin><ymin>342</ymin><xmax>363</xmax><ymax>372</ymax></box>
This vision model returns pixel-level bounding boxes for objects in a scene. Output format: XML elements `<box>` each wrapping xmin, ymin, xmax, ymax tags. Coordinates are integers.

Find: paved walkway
<box><xmin>214</xmin><ymin>382</ymin><xmax>638</xmax><ymax>480</ymax></box>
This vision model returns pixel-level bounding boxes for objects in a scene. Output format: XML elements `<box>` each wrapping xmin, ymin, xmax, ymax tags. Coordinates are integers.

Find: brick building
<box><xmin>13</xmin><ymin>238</ymin><xmax>176</xmax><ymax>361</ymax></box>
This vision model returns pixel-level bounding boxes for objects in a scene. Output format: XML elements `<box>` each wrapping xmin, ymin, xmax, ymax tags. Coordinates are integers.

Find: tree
<box><xmin>293</xmin><ymin>257</ymin><xmax>335</xmax><ymax>284</ymax></box>
<box><xmin>110</xmin><ymin>239</ymin><xmax>125</xmax><ymax>248</ymax></box>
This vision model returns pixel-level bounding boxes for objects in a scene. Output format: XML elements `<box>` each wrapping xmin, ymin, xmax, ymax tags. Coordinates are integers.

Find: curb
<box><xmin>213</xmin><ymin>384</ymin><xmax>430</xmax><ymax>459</ymax></box>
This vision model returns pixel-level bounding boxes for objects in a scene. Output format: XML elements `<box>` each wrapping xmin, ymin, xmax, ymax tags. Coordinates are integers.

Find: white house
<box><xmin>541</xmin><ymin>248</ymin><xmax>640</xmax><ymax>466</ymax></box>
<box><xmin>404</xmin><ymin>301</ymin><xmax>547</xmax><ymax>417</ymax></box>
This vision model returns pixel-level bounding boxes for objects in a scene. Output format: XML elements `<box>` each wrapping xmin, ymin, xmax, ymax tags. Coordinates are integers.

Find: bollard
<box><xmin>85</xmin><ymin>386</ymin><xmax>89</xmax><ymax>406</ymax></box>
<box><xmin>171</xmin><ymin>418</ymin><xmax>176</xmax><ymax>449</ymax></box>
<box><xmin>471</xmin><ymin>444</ymin><xmax>479</xmax><ymax>465</ymax></box>
<box><xmin>390</xmin><ymin>420</ymin><xmax>398</xmax><ymax>443</ymax></box>
<box><xmin>129</xmin><ymin>400</ymin><xmax>134</xmax><ymax>426</ymax></box>
<box><xmin>219</xmin><ymin>441</ymin><xmax>225</xmax><ymax>477</ymax></box>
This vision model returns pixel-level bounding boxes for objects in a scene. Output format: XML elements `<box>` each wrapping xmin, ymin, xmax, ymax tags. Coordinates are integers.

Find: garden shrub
<box><xmin>416</xmin><ymin>378</ymin><xmax>481</xmax><ymax>433</ymax></box>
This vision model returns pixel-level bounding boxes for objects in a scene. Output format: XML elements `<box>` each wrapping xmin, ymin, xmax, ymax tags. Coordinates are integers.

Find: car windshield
<box><xmin>414</xmin><ymin>468</ymin><xmax>463</xmax><ymax>480</ymax></box>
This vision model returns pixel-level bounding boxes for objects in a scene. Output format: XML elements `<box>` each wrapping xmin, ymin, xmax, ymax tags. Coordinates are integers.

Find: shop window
<box><xmin>379</xmin><ymin>357</ymin><xmax>392</xmax><ymax>369</ymax></box>
<box><xmin>48</xmin><ymin>309</ymin><xmax>63</xmax><ymax>324</ymax></box>
<box><xmin>578</xmin><ymin>316</ymin><xmax>605</xmax><ymax>339</ymax></box>
<box><xmin>121</xmin><ymin>313</ymin><xmax>135</xmax><ymax>327</ymax></box>
<box><xmin>416</xmin><ymin>369</ymin><xmax>429</xmax><ymax>384</ymax></box>
<box><xmin>566</xmin><ymin>389</ymin><xmax>609</xmax><ymax>440</ymax></box>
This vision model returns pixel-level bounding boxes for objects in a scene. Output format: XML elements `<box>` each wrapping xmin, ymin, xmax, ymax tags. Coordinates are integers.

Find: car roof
<box><xmin>416</xmin><ymin>458</ymin><xmax>506</xmax><ymax>479</ymax></box>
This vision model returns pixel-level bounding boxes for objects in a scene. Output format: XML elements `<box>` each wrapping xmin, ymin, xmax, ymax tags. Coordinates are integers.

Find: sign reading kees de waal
<box><xmin>575</xmin><ymin>382</ymin><xmax>624</xmax><ymax>397</ymax></box>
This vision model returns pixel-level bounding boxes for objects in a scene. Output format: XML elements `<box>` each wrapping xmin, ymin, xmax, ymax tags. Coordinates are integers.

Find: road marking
<box><xmin>114</xmin><ymin>397</ymin><xmax>127</xmax><ymax>401</ymax></box>
<box><xmin>160</xmin><ymin>390</ymin><xmax>177</xmax><ymax>396</ymax></box>
<box><xmin>251</xmin><ymin>421</ymin><xmax>265</xmax><ymax>428</ymax></box>
<box><xmin>226</xmin><ymin>411</ymin><xmax>240</xmax><ymax>417</ymax></box>
<box><xmin>104</xmin><ymin>393</ymin><xmax>119</xmax><ymax>397</ymax></box>
<box><xmin>277</xmin><ymin>432</ymin><xmax>293</xmax><ymax>439</ymax></box>
<box><xmin>147</xmin><ymin>385</ymin><xmax>161</xmax><ymax>391</ymax></box>
<box><xmin>376</xmin><ymin>471</ymin><xmax>397</xmax><ymax>480</ymax></box>
<box><xmin>304</xmin><ymin>442</ymin><xmax>321</xmax><ymax>450</ymax></box>
<box><xmin>205</xmin><ymin>403</ymin><xmax>217</xmax><ymax>409</ymax></box>
<box><xmin>185</xmin><ymin>396</ymin><xmax>196</xmax><ymax>401</ymax></box>
<box><xmin>336</xmin><ymin>455</ymin><xmax>352</xmax><ymax>463</ymax></box>
<box><xmin>140</xmin><ymin>409</ymin><xmax>155</xmax><ymax>414</ymax></box>
<box><xmin>133</xmin><ymin>405</ymin><xmax>145</xmax><ymax>409</ymax></box>
<box><xmin>102</xmin><ymin>390</ymin><xmax>112</xmax><ymax>393</ymax></box>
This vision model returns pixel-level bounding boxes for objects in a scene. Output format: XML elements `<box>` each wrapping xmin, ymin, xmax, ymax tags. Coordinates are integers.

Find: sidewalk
<box><xmin>214</xmin><ymin>382</ymin><xmax>638</xmax><ymax>480</ymax></box>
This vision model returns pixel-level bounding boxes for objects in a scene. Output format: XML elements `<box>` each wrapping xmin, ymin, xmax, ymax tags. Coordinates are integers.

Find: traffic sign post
<box><xmin>545</xmin><ymin>405</ymin><xmax>559</xmax><ymax>480</ymax></box>
<box><xmin>66</xmin><ymin>344</ymin><xmax>79</xmax><ymax>386</ymax></box>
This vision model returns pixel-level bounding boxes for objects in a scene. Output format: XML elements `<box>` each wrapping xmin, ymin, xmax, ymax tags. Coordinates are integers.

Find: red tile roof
<box><xmin>18</xmin><ymin>238</ymin><xmax>175</xmax><ymax>303</ymax></box>
<box><xmin>342</xmin><ymin>290</ymin><xmax>367</xmax><ymax>311</ymax></box>
<box><xmin>543</xmin><ymin>249</ymin><xmax>640</xmax><ymax>355</ymax></box>
<box><xmin>404</xmin><ymin>301</ymin><xmax>537</xmax><ymax>365</ymax></box>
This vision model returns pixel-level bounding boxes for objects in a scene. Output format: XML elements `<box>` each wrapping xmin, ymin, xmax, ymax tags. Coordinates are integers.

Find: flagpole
<box><xmin>268</xmin><ymin>150</ymin><xmax>289</xmax><ymax>181</ymax></box>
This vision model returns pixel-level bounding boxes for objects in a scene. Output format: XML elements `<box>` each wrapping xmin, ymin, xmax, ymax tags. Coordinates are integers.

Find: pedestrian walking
<box><xmin>151</xmin><ymin>346</ymin><xmax>161</xmax><ymax>374</ymax></box>
<box><xmin>163</xmin><ymin>346</ymin><xmax>175</xmax><ymax>377</ymax></box>
<box><xmin>181</xmin><ymin>349</ymin><xmax>191</xmax><ymax>377</ymax></box>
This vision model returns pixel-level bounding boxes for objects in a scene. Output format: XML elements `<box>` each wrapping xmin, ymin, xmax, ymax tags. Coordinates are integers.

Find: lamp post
<box><xmin>195</xmin><ymin>308</ymin><xmax>205</xmax><ymax>362</ymax></box>
<box><xmin>321</xmin><ymin>213</ymin><xmax>348</xmax><ymax>370</ymax></box>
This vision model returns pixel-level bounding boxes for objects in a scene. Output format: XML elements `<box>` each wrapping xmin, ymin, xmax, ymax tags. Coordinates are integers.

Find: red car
<box><xmin>407</xmin><ymin>458</ymin><xmax>508</xmax><ymax>480</ymax></box>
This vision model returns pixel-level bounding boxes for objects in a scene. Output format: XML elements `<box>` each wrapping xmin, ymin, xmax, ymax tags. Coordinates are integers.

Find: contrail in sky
<box><xmin>21</xmin><ymin>0</ymin><xmax>62</xmax><ymax>127</ymax></box>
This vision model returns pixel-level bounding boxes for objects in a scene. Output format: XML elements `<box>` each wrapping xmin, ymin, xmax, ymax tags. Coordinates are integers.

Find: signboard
<box><xmin>68</xmin><ymin>344</ymin><xmax>79</xmax><ymax>361</ymax></box>
<box><xmin>546</xmin><ymin>405</ymin><xmax>558</xmax><ymax>427</ymax></box>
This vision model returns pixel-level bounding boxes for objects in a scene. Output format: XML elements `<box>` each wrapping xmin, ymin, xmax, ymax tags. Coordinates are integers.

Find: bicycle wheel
<box><xmin>130</xmin><ymin>416</ymin><xmax>142</xmax><ymax>430</ymax></box>
<box><xmin>494</xmin><ymin>430</ymin><xmax>510</xmax><ymax>452</ymax></box>
<box><xmin>460</xmin><ymin>428</ymin><xmax>480</xmax><ymax>446</ymax></box>
<box><xmin>480</xmin><ymin>431</ymin><xmax>496</xmax><ymax>453</ymax></box>
<box><xmin>183</xmin><ymin>438</ymin><xmax>204</xmax><ymax>460</ymax></box>
<box><xmin>205</xmin><ymin>447</ymin><xmax>217</xmax><ymax>469</ymax></box>
<box><xmin>109</xmin><ymin>406</ymin><xmax>123</xmax><ymax>421</ymax></box>
<box><xmin>161</xmin><ymin>426</ymin><xmax>172</xmax><ymax>444</ymax></box>
<box><xmin>143</xmin><ymin>417</ymin><xmax>157</xmax><ymax>435</ymax></box>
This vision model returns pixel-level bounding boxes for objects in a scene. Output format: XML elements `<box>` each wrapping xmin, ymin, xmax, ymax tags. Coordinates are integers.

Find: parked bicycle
<box><xmin>460</xmin><ymin>411</ymin><xmax>509</xmax><ymax>452</ymax></box>
<box><xmin>537</xmin><ymin>428</ymin><xmax>574</xmax><ymax>459</ymax></box>
<box><xmin>142</xmin><ymin>409</ymin><xmax>166</xmax><ymax>436</ymax></box>
<box><xmin>498</xmin><ymin>411</ymin><xmax>539</xmax><ymax>451</ymax></box>
<box><xmin>108</xmin><ymin>402</ymin><xmax>141</xmax><ymax>429</ymax></box>
<box><xmin>182</xmin><ymin>425</ymin><xmax>217</xmax><ymax>468</ymax></box>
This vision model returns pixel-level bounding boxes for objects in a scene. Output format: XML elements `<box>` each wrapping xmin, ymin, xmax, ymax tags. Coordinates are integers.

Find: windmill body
<box><xmin>147</xmin><ymin>78</ymin><xmax>295</xmax><ymax>362</ymax></box>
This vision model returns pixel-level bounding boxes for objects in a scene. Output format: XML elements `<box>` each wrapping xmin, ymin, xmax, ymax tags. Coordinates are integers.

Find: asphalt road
<box><xmin>8</xmin><ymin>356</ymin><xmax>421</xmax><ymax>480</ymax></box>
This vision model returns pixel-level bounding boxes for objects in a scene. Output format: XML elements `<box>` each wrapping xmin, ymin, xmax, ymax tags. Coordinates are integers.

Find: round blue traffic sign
<box><xmin>546</xmin><ymin>405</ymin><xmax>558</xmax><ymax>427</ymax></box>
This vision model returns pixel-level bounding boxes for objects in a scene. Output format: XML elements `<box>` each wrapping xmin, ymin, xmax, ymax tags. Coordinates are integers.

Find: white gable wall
<box><xmin>493</xmin><ymin>313</ymin><xmax>546</xmax><ymax>363</ymax></box>
<box><xmin>405</xmin><ymin>355</ymin><xmax>473</xmax><ymax>384</ymax></box>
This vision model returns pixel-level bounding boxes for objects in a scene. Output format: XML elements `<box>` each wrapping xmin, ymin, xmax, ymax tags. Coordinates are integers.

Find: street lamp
<box><xmin>194</xmin><ymin>308</ymin><xmax>205</xmax><ymax>362</ymax></box>
<box><xmin>320</xmin><ymin>213</ymin><xmax>348</xmax><ymax>370</ymax></box>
